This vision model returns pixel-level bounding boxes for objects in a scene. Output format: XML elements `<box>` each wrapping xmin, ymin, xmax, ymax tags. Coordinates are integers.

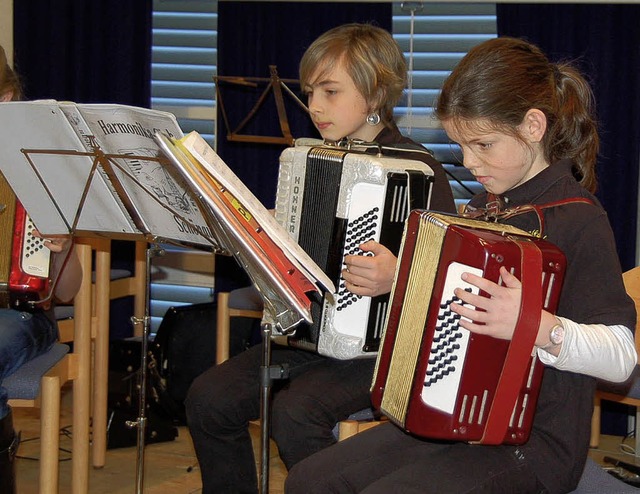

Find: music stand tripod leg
<box><xmin>259</xmin><ymin>322</ymin><xmax>289</xmax><ymax>494</ymax></box>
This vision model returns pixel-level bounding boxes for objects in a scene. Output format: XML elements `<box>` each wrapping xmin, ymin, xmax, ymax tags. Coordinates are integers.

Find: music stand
<box><xmin>155</xmin><ymin>131</ymin><xmax>334</xmax><ymax>494</ymax></box>
<box><xmin>19</xmin><ymin>144</ymin><xmax>223</xmax><ymax>493</ymax></box>
<box><xmin>215</xmin><ymin>65</ymin><xmax>308</xmax><ymax>146</ymax></box>
<box><xmin>0</xmin><ymin>100</ymin><xmax>331</xmax><ymax>493</ymax></box>
<box><xmin>0</xmin><ymin>100</ymin><xmax>224</xmax><ymax>493</ymax></box>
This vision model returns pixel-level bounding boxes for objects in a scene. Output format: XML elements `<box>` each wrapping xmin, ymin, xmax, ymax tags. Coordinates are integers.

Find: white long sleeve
<box><xmin>536</xmin><ymin>316</ymin><xmax>637</xmax><ymax>382</ymax></box>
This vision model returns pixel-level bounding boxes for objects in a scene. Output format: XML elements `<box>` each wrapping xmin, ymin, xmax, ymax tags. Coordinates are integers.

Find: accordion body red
<box><xmin>0</xmin><ymin>196</ymin><xmax>51</xmax><ymax>309</ymax></box>
<box><xmin>371</xmin><ymin>211</ymin><xmax>566</xmax><ymax>445</ymax></box>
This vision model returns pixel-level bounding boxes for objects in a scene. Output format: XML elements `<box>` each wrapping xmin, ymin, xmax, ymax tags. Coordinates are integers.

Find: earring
<box><xmin>366</xmin><ymin>112</ymin><xmax>381</xmax><ymax>126</ymax></box>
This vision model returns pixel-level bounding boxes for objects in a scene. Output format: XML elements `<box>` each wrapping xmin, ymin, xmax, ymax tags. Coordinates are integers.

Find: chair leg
<box><xmin>92</xmin><ymin>241</ymin><xmax>111</xmax><ymax>469</ymax></box>
<box><xmin>72</xmin><ymin>242</ymin><xmax>92</xmax><ymax>494</ymax></box>
<box><xmin>216</xmin><ymin>292</ymin><xmax>231</xmax><ymax>365</ymax></box>
<box><xmin>72</xmin><ymin>374</ymin><xmax>91</xmax><ymax>494</ymax></box>
<box><xmin>590</xmin><ymin>395</ymin><xmax>601</xmax><ymax>448</ymax></box>
<box><xmin>39</xmin><ymin>374</ymin><xmax>61</xmax><ymax>494</ymax></box>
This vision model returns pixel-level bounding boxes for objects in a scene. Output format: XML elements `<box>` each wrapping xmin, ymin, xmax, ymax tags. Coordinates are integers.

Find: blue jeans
<box><xmin>0</xmin><ymin>309</ymin><xmax>58</xmax><ymax>419</ymax></box>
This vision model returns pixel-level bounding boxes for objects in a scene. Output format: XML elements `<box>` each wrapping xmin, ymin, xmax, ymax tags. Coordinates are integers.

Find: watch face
<box><xmin>550</xmin><ymin>324</ymin><xmax>564</xmax><ymax>345</ymax></box>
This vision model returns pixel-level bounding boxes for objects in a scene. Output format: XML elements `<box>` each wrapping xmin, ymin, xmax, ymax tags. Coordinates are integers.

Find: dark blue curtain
<box><xmin>13</xmin><ymin>0</ymin><xmax>152</xmax><ymax>105</ymax></box>
<box><xmin>13</xmin><ymin>0</ymin><xmax>153</xmax><ymax>339</ymax></box>
<box><xmin>215</xmin><ymin>2</ymin><xmax>392</xmax><ymax>293</ymax></box>
<box><xmin>497</xmin><ymin>4</ymin><xmax>640</xmax><ymax>272</ymax></box>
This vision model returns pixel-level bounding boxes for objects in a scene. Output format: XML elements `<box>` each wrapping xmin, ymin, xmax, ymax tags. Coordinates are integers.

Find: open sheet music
<box><xmin>0</xmin><ymin>100</ymin><xmax>216</xmax><ymax>248</ymax></box>
<box><xmin>156</xmin><ymin>130</ymin><xmax>334</xmax><ymax>331</ymax></box>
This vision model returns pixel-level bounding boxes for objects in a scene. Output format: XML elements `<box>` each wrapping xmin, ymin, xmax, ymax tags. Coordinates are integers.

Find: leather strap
<box><xmin>479</xmin><ymin>240</ymin><xmax>543</xmax><ymax>444</ymax></box>
<box><xmin>464</xmin><ymin>196</ymin><xmax>594</xmax><ymax>237</ymax></box>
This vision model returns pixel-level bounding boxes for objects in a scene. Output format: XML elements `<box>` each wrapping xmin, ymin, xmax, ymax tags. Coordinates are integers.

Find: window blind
<box><xmin>392</xmin><ymin>2</ymin><xmax>497</xmax><ymax>207</ymax></box>
<box><xmin>151</xmin><ymin>0</ymin><xmax>218</xmax><ymax>143</ymax></box>
<box><xmin>150</xmin><ymin>0</ymin><xmax>218</xmax><ymax>327</ymax></box>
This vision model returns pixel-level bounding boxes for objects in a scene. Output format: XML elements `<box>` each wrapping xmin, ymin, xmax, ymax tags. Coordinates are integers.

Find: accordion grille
<box><xmin>297</xmin><ymin>149</ymin><xmax>346</xmax><ymax>270</ymax></box>
<box><xmin>382</xmin><ymin>216</ymin><xmax>447</xmax><ymax>421</ymax></box>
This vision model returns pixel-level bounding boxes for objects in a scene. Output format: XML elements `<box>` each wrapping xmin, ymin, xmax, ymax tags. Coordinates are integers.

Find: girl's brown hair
<box><xmin>435</xmin><ymin>36</ymin><xmax>599</xmax><ymax>193</ymax></box>
<box><xmin>0</xmin><ymin>45</ymin><xmax>22</xmax><ymax>101</ymax></box>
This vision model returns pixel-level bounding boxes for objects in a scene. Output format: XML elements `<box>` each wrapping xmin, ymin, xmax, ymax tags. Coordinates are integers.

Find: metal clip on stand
<box><xmin>259</xmin><ymin>322</ymin><xmax>289</xmax><ymax>494</ymax></box>
<box><xmin>126</xmin><ymin>243</ymin><xmax>165</xmax><ymax>494</ymax></box>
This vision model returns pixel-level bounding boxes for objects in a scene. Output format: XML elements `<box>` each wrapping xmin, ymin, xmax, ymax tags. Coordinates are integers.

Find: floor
<box><xmin>11</xmin><ymin>386</ymin><xmax>640</xmax><ymax>493</ymax></box>
<box><xmin>12</xmin><ymin>384</ymin><xmax>287</xmax><ymax>493</ymax></box>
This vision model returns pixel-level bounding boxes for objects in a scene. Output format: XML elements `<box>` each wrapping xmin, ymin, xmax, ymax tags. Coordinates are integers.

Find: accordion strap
<box><xmin>467</xmin><ymin>196</ymin><xmax>594</xmax><ymax>443</ymax></box>
<box><xmin>464</xmin><ymin>196</ymin><xmax>594</xmax><ymax>237</ymax></box>
<box><xmin>479</xmin><ymin>238</ymin><xmax>543</xmax><ymax>444</ymax></box>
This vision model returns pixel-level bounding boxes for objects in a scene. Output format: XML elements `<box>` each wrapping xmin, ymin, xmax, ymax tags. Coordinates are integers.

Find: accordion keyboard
<box><xmin>20</xmin><ymin>213</ymin><xmax>50</xmax><ymax>277</ymax></box>
<box><xmin>420</xmin><ymin>261</ymin><xmax>481</xmax><ymax>414</ymax></box>
<box><xmin>335</xmin><ymin>206</ymin><xmax>378</xmax><ymax>311</ymax></box>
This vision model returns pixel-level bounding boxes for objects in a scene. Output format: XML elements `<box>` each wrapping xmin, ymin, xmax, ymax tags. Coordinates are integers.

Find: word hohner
<box><xmin>274</xmin><ymin>143</ymin><xmax>434</xmax><ymax>359</ymax></box>
<box><xmin>371</xmin><ymin>211</ymin><xmax>566</xmax><ymax>445</ymax></box>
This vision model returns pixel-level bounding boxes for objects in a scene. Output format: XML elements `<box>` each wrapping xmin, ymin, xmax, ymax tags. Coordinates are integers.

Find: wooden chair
<box><xmin>590</xmin><ymin>265</ymin><xmax>640</xmax><ymax>455</ymax></box>
<box><xmin>55</xmin><ymin>239</ymin><xmax>146</xmax><ymax>469</ymax></box>
<box><xmin>88</xmin><ymin>238</ymin><xmax>146</xmax><ymax>469</ymax></box>
<box><xmin>8</xmin><ymin>241</ymin><xmax>93</xmax><ymax>494</ymax></box>
<box><xmin>215</xmin><ymin>287</ymin><xmax>263</xmax><ymax>364</ymax></box>
<box><xmin>336</xmin><ymin>409</ymin><xmax>386</xmax><ymax>441</ymax></box>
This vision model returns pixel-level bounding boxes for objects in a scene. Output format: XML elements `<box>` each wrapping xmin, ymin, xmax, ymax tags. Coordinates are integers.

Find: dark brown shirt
<box><xmin>469</xmin><ymin>160</ymin><xmax>636</xmax><ymax>493</ymax></box>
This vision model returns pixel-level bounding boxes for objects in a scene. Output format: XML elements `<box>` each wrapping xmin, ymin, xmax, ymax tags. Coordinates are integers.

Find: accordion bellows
<box><xmin>274</xmin><ymin>143</ymin><xmax>434</xmax><ymax>359</ymax></box>
<box><xmin>371</xmin><ymin>211</ymin><xmax>566</xmax><ymax>445</ymax></box>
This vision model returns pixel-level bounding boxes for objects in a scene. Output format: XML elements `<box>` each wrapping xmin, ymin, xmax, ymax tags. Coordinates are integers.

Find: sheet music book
<box><xmin>156</xmin><ymin>130</ymin><xmax>335</xmax><ymax>331</ymax></box>
<box><xmin>0</xmin><ymin>100</ymin><xmax>217</xmax><ymax>248</ymax></box>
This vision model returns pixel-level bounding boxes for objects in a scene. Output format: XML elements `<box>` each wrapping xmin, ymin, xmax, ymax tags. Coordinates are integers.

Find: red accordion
<box><xmin>0</xmin><ymin>185</ymin><xmax>51</xmax><ymax>309</ymax></box>
<box><xmin>371</xmin><ymin>211</ymin><xmax>566</xmax><ymax>445</ymax></box>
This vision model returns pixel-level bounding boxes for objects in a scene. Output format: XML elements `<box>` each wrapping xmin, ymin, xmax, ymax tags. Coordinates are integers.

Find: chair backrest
<box><xmin>622</xmin><ymin>266</ymin><xmax>640</xmax><ymax>354</ymax></box>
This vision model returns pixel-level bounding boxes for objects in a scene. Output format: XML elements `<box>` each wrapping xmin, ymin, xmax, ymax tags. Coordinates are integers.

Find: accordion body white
<box><xmin>274</xmin><ymin>143</ymin><xmax>434</xmax><ymax>359</ymax></box>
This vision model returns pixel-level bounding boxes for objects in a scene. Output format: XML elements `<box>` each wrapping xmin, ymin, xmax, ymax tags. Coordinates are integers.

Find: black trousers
<box><xmin>185</xmin><ymin>343</ymin><xmax>376</xmax><ymax>494</ymax></box>
<box><xmin>285</xmin><ymin>422</ymin><xmax>547</xmax><ymax>494</ymax></box>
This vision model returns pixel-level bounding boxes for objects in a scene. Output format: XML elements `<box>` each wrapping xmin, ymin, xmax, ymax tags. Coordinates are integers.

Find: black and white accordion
<box><xmin>274</xmin><ymin>142</ymin><xmax>434</xmax><ymax>359</ymax></box>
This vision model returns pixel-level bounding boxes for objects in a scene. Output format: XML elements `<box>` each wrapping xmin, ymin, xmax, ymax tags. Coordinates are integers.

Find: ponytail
<box><xmin>436</xmin><ymin>37</ymin><xmax>599</xmax><ymax>193</ymax></box>
<box><xmin>549</xmin><ymin>64</ymin><xmax>599</xmax><ymax>192</ymax></box>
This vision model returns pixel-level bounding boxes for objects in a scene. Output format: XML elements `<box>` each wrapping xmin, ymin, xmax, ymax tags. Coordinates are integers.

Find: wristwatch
<box><xmin>541</xmin><ymin>321</ymin><xmax>564</xmax><ymax>349</ymax></box>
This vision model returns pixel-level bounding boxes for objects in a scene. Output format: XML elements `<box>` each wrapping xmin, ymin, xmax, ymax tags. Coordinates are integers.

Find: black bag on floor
<box><xmin>106</xmin><ymin>407</ymin><xmax>179</xmax><ymax>449</ymax></box>
<box><xmin>107</xmin><ymin>340</ymin><xmax>178</xmax><ymax>449</ymax></box>
<box><xmin>148</xmin><ymin>301</ymin><xmax>257</xmax><ymax>424</ymax></box>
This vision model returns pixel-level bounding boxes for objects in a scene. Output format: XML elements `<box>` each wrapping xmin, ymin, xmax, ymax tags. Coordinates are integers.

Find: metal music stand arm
<box><xmin>259</xmin><ymin>322</ymin><xmax>290</xmax><ymax>494</ymax></box>
<box><xmin>125</xmin><ymin>243</ymin><xmax>164</xmax><ymax>494</ymax></box>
